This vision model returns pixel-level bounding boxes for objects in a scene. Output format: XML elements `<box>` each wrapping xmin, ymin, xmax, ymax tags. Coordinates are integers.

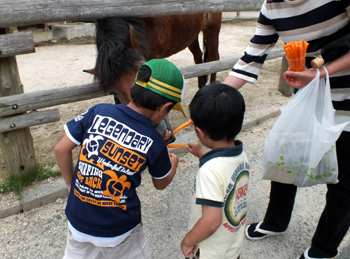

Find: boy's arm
<box><xmin>181</xmin><ymin>205</ymin><xmax>222</xmax><ymax>258</ymax></box>
<box><xmin>54</xmin><ymin>135</ymin><xmax>77</xmax><ymax>193</ymax></box>
<box><xmin>152</xmin><ymin>152</ymin><xmax>178</xmax><ymax>190</ymax></box>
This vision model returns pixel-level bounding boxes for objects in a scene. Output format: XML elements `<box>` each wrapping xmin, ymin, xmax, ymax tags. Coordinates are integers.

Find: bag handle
<box><xmin>316</xmin><ymin>66</ymin><xmax>333</xmax><ymax>123</ymax></box>
<box><xmin>322</xmin><ymin>65</ymin><xmax>329</xmax><ymax>77</ymax></box>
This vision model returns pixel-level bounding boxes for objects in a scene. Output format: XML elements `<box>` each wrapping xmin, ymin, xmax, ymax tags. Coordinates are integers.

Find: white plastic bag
<box><xmin>262</xmin><ymin>68</ymin><xmax>348</xmax><ymax>187</ymax></box>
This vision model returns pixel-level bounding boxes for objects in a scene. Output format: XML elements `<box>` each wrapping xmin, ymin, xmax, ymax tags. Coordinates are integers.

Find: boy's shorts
<box><xmin>63</xmin><ymin>224</ymin><xmax>151</xmax><ymax>259</ymax></box>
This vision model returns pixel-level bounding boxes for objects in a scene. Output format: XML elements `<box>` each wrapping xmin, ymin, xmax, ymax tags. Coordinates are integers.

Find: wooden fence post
<box><xmin>0</xmin><ymin>28</ymin><xmax>37</xmax><ymax>177</ymax></box>
<box><xmin>278</xmin><ymin>56</ymin><xmax>294</xmax><ymax>97</ymax></box>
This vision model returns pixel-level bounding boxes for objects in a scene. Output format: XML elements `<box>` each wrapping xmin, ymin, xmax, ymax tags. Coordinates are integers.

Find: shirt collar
<box><xmin>117</xmin><ymin>104</ymin><xmax>154</xmax><ymax>126</ymax></box>
<box><xmin>199</xmin><ymin>140</ymin><xmax>244</xmax><ymax>168</ymax></box>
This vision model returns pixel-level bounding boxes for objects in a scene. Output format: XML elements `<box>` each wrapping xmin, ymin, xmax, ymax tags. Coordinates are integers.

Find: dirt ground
<box><xmin>0</xmin><ymin>19</ymin><xmax>289</xmax><ymax>179</ymax></box>
<box><xmin>4</xmin><ymin>18</ymin><xmax>350</xmax><ymax>259</ymax></box>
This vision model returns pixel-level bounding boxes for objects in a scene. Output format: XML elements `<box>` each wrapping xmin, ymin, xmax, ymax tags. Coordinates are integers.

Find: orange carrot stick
<box><xmin>286</xmin><ymin>47</ymin><xmax>296</xmax><ymax>71</ymax></box>
<box><xmin>167</xmin><ymin>144</ymin><xmax>187</xmax><ymax>148</ymax></box>
<box><xmin>291</xmin><ymin>43</ymin><xmax>298</xmax><ymax>60</ymax></box>
<box><xmin>298</xmin><ymin>42</ymin><xmax>304</xmax><ymax>71</ymax></box>
<box><xmin>284</xmin><ymin>45</ymin><xmax>291</xmax><ymax>59</ymax></box>
<box><xmin>289</xmin><ymin>44</ymin><xmax>296</xmax><ymax>70</ymax></box>
<box><xmin>284</xmin><ymin>40</ymin><xmax>309</xmax><ymax>71</ymax></box>
<box><xmin>303</xmin><ymin>41</ymin><xmax>309</xmax><ymax>56</ymax></box>
<box><xmin>173</xmin><ymin>120</ymin><xmax>193</xmax><ymax>135</ymax></box>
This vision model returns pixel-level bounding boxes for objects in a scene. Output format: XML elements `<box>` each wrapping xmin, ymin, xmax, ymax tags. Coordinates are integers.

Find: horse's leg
<box><xmin>202</xmin><ymin>13</ymin><xmax>222</xmax><ymax>83</ymax></box>
<box><xmin>188</xmin><ymin>36</ymin><xmax>208</xmax><ymax>88</ymax></box>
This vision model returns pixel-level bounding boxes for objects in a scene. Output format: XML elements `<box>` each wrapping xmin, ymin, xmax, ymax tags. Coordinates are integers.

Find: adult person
<box><xmin>223</xmin><ymin>1</ymin><xmax>350</xmax><ymax>258</ymax></box>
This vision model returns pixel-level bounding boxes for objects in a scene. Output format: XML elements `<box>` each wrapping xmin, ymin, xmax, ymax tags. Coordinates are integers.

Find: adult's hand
<box><xmin>283</xmin><ymin>68</ymin><xmax>317</xmax><ymax>89</ymax></box>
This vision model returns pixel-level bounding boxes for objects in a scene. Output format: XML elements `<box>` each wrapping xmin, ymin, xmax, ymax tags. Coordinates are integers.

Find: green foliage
<box><xmin>85</xmin><ymin>35</ymin><xmax>96</xmax><ymax>40</ymax></box>
<box><xmin>0</xmin><ymin>163</ymin><xmax>61</xmax><ymax>196</ymax></box>
<box><xmin>35</xmin><ymin>163</ymin><xmax>61</xmax><ymax>180</ymax></box>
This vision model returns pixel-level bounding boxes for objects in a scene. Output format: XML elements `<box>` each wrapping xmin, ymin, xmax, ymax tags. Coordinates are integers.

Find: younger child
<box><xmin>55</xmin><ymin>59</ymin><xmax>184</xmax><ymax>259</ymax></box>
<box><xmin>180</xmin><ymin>82</ymin><xmax>250</xmax><ymax>259</ymax></box>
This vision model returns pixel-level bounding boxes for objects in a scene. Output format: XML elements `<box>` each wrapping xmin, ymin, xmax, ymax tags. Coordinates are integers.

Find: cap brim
<box><xmin>172</xmin><ymin>102</ymin><xmax>188</xmax><ymax>118</ymax></box>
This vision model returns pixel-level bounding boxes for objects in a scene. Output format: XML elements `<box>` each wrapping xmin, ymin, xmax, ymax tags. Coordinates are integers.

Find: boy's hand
<box><xmin>180</xmin><ymin>238</ymin><xmax>195</xmax><ymax>258</ymax></box>
<box><xmin>169</xmin><ymin>152</ymin><xmax>179</xmax><ymax>168</ymax></box>
<box><xmin>187</xmin><ymin>142</ymin><xmax>206</xmax><ymax>158</ymax></box>
<box><xmin>152</xmin><ymin>152</ymin><xmax>178</xmax><ymax>190</ymax></box>
<box><xmin>180</xmin><ymin>205</ymin><xmax>222</xmax><ymax>257</ymax></box>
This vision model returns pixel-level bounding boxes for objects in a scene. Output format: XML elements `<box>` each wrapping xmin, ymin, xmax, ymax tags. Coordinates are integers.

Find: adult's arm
<box><xmin>225</xmin><ymin>3</ymin><xmax>279</xmax><ymax>88</ymax></box>
<box><xmin>223</xmin><ymin>75</ymin><xmax>247</xmax><ymax>90</ymax></box>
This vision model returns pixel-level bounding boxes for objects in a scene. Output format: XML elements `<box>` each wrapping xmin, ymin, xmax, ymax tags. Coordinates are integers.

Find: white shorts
<box><xmin>63</xmin><ymin>224</ymin><xmax>151</xmax><ymax>259</ymax></box>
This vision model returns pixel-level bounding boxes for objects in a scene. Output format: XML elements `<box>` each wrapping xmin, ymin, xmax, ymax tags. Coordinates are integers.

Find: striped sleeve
<box><xmin>230</xmin><ymin>0</ymin><xmax>350</xmax><ymax>84</ymax></box>
<box><xmin>229</xmin><ymin>4</ymin><xmax>278</xmax><ymax>84</ymax></box>
<box><xmin>230</xmin><ymin>0</ymin><xmax>350</xmax><ymax>131</ymax></box>
<box><xmin>343</xmin><ymin>0</ymin><xmax>350</xmax><ymax>16</ymax></box>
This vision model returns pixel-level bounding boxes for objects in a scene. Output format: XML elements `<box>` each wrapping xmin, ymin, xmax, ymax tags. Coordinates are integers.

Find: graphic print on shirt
<box><xmin>223</xmin><ymin>162</ymin><xmax>249</xmax><ymax>232</ymax></box>
<box><xmin>88</xmin><ymin>115</ymin><xmax>153</xmax><ymax>153</ymax></box>
<box><xmin>73</xmin><ymin>115</ymin><xmax>151</xmax><ymax>211</ymax></box>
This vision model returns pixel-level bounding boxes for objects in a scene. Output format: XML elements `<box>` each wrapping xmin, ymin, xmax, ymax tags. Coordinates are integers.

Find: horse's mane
<box><xmin>94</xmin><ymin>17</ymin><xmax>149</xmax><ymax>92</ymax></box>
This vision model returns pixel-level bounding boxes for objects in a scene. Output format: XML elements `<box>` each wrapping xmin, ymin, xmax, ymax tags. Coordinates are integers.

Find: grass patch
<box><xmin>0</xmin><ymin>163</ymin><xmax>61</xmax><ymax>196</ymax></box>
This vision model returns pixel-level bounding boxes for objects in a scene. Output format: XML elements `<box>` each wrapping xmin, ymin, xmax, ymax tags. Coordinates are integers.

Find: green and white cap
<box><xmin>134</xmin><ymin>59</ymin><xmax>187</xmax><ymax>118</ymax></box>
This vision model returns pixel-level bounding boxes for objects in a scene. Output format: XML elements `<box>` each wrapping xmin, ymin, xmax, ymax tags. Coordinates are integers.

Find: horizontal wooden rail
<box><xmin>0</xmin><ymin>32</ymin><xmax>35</xmax><ymax>58</ymax></box>
<box><xmin>181</xmin><ymin>48</ymin><xmax>285</xmax><ymax>78</ymax></box>
<box><xmin>0</xmin><ymin>84</ymin><xmax>106</xmax><ymax>117</ymax></box>
<box><xmin>0</xmin><ymin>49</ymin><xmax>284</xmax><ymax>118</ymax></box>
<box><xmin>0</xmin><ymin>109</ymin><xmax>60</xmax><ymax>133</ymax></box>
<box><xmin>0</xmin><ymin>0</ymin><xmax>264</xmax><ymax>27</ymax></box>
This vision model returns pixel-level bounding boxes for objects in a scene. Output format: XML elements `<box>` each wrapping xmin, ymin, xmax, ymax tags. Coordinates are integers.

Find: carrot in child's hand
<box><xmin>168</xmin><ymin>120</ymin><xmax>193</xmax><ymax>149</ymax></box>
<box><xmin>173</xmin><ymin>120</ymin><xmax>193</xmax><ymax>135</ymax></box>
<box><xmin>167</xmin><ymin>144</ymin><xmax>187</xmax><ymax>148</ymax></box>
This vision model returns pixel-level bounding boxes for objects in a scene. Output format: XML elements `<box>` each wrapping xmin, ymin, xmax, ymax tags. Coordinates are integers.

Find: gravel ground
<box><xmin>1</xmin><ymin>116</ymin><xmax>349</xmax><ymax>259</ymax></box>
<box><xmin>1</xmin><ymin>13</ymin><xmax>349</xmax><ymax>258</ymax></box>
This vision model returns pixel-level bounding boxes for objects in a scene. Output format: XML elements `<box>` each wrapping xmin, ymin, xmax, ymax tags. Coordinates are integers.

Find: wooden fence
<box><xmin>0</xmin><ymin>0</ymin><xmax>289</xmax><ymax>176</ymax></box>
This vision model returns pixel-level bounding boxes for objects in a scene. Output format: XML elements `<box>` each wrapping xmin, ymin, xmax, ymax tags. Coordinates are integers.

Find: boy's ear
<box><xmin>157</xmin><ymin>102</ymin><xmax>173</xmax><ymax>114</ymax></box>
<box><xmin>195</xmin><ymin>126</ymin><xmax>208</xmax><ymax>140</ymax></box>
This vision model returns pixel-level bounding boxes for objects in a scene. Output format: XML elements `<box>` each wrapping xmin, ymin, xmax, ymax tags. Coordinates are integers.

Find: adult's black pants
<box><xmin>260</xmin><ymin>131</ymin><xmax>350</xmax><ymax>258</ymax></box>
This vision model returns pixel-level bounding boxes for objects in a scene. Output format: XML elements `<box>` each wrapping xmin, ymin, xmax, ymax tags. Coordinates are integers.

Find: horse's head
<box><xmin>92</xmin><ymin>17</ymin><xmax>149</xmax><ymax>104</ymax></box>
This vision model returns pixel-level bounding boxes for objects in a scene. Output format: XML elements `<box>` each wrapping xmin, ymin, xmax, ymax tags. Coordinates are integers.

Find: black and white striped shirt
<box><xmin>230</xmin><ymin>0</ymin><xmax>350</xmax><ymax>130</ymax></box>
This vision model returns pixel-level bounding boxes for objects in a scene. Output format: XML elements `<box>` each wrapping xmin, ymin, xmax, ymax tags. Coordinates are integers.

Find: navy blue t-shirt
<box><xmin>64</xmin><ymin>104</ymin><xmax>171</xmax><ymax>237</ymax></box>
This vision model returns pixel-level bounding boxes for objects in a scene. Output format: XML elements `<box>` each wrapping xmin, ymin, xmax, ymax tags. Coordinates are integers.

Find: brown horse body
<box><xmin>143</xmin><ymin>14</ymin><xmax>220</xmax><ymax>59</ymax></box>
<box><xmin>87</xmin><ymin>14</ymin><xmax>222</xmax><ymax>104</ymax></box>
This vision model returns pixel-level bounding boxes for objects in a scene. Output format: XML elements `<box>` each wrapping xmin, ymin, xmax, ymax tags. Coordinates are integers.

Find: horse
<box><xmin>85</xmin><ymin>14</ymin><xmax>222</xmax><ymax>104</ymax></box>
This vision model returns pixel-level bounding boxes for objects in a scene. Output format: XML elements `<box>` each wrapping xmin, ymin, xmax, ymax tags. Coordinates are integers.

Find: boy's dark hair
<box><xmin>189</xmin><ymin>82</ymin><xmax>245</xmax><ymax>141</ymax></box>
<box><xmin>131</xmin><ymin>65</ymin><xmax>177</xmax><ymax>111</ymax></box>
